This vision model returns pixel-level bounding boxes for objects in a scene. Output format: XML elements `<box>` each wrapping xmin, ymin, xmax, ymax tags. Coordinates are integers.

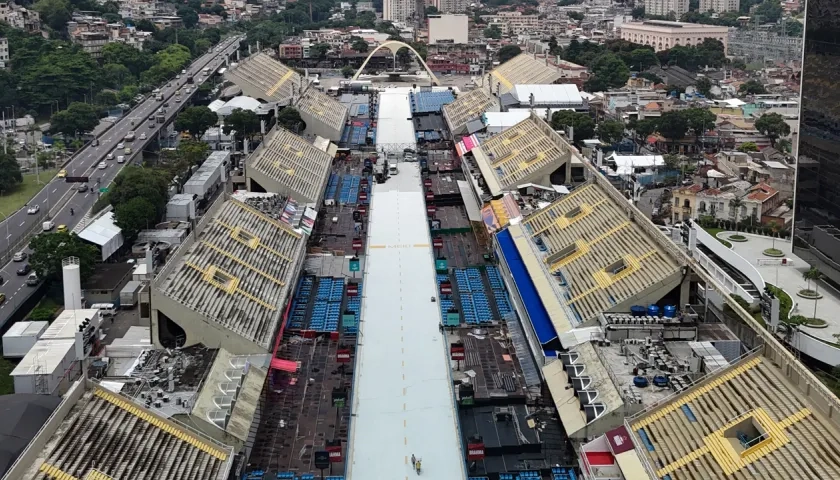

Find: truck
<box><xmin>119</xmin><ymin>280</ymin><xmax>144</xmax><ymax>308</ymax></box>
<box><xmin>202</xmin><ymin>67</ymin><xmax>211</xmax><ymax>75</ymax></box>
<box><xmin>156</xmin><ymin>111</ymin><xmax>166</xmax><ymax>123</ymax></box>
<box><xmin>156</xmin><ymin>93</ymin><xmax>164</xmax><ymax>101</ymax></box>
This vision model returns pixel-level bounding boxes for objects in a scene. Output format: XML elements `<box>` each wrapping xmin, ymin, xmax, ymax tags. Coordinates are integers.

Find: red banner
<box><xmin>426</xmin><ymin>192</ymin><xmax>434</xmax><ymax>202</ymax></box>
<box><xmin>440</xmin><ymin>282</ymin><xmax>452</xmax><ymax>295</ymax></box>
<box><xmin>358</xmin><ymin>205</ymin><xmax>367</xmax><ymax>215</ymax></box>
<box><xmin>327</xmin><ymin>445</ymin><xmax>343</xmax><ymax>463</ymax></box>
<box><xmin>433</xmin><ymin>237</ymin><xmax>443</xmax><ymax>249</ymax></box>
<box><xmin>424</xmin><ymin>178</ymin><xmax>432</xmax><ymax>187</ymax></box>
<box><xmin>359</xmin><ymin>191</ymin><xmax>368</xmax><ymax>202</ymax></box>
<box><xmin>467</xmin><ymin>443</ymin><xmax>485</xmax><ymax>460</ymax></box>
<box><xmin>347</xmin><ymin>284</ymin><xmax>358</xmax><ymax>296</ymax></box>
<box><xmin>451</xmin><ymin>343</ymin><xmax>465</xmax><ymax>361</ymax></box>
<box><xmin>352</xmin><ymin>238</ymin><xmax>363</xmax><ymax>250</ymax></box>
<box><xmin>337</xmin><ymin>349</ymin><xmax>351</xmax><ymax>363</ymax></box>
<box><xmin>427</xmin><ymin>205</ymin><xmax>437</xmax><ymax>216</ymax></box>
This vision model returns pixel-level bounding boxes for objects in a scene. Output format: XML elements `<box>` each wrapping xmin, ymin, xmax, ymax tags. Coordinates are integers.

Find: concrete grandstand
<box><xmin>152</xmin><ymin>198</ymin><xmax>307</xmax><ymax>353</ymax></box>
<box><xmin>224</xmin><ymin>52</ymin><xmax>302</xmax><ymax>105</ymax></box>
<box><xmin>295</xmin><ymin>86</ymin><xmax>350</xmax><ymax>142</ymax></box>
<box><xmin>486</xmin><ymin>54</ymin><xmax>564</xmax><ymax>96</ymax></box>
<box><xmin>442</xmin><ymin>88</ymin><xmax>496</xmax><ymax>136</ymax></box>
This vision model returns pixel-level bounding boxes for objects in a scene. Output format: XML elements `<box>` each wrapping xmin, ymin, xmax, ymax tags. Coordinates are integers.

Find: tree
<box><xmin>737</xmin><ymin>142</ymin><xmax>759</xmax><ymax>152</ymax></box>
<box><xmin>638</xmin><ymin>72</ymin><xmax>664</xmax><ymax>84</ymax></box>
<box><xmin>0</xmin><ymin>152</ymin><xmax>23</xmax><ymax>193</ymax></box>
<box><xmin>739</xmin><ymin>79</ymin><xmax>767</xmax><ymax>95</ymax></box>
<box><xmin>657</xmin><ymin>111</ymin><xmax>688</xmax><ymax>141</ymax></box>
<box><xmin>277</xmin><ymin>107</ymin><xmax>306</xmax><ymax>133</ymax></box>
<box><xmin>34</xmin><ymin>0</ymin><xmax>72</xmax><ymax>31</ymax></box>
<box><xmin>776</xmin><ymin>138</ymin><xmax>791</xmax><ymax>153</ymax></box>
<box><xmin>663</xmin><ymin>154</ymin><xmax>681</xmax><ymax>170</ymax></box>
<box><xmin>101</xmin><ymin>63</ymin><xmax>133</xmax><ymax>89</ymax></box>
<box><xmin>632</xmin><ymin>118</ymin><xmax>659</xmax><ymax>141</ymax></box>
<box><xmin>568</xmin><ymin>11</ymin><xmax>584</xmax><ymax>21</ymax></box>
<box><xmin>597</xmin><ymin>119</ymin><xmax>625</xmax><ymax>145</ymax></box>
<box><xmin>341</xmin><ymin>65</ymin><xmax>355</xmax><ymax>78</ymax></box>
<box><xmin>695</xmin><ymin>76</ymin><xmax>712</xmax><ymax>97</ymax></box>
<box><xmin>350</xmin><ymin>36</ymin><xmax>369</xmax><ymax>53</ymax></box>
<box><xmin>586</xmin><ymin>52</ymin><xmax>630</xmax><ymax>90</ymax></box>
<box><xmin>498</xmin><ymin>45</ymin><xmax>522</xmax><ymax>64</ymax></box>
<box><xmin>768</xmin><ymin>220</ymin><xmax>781</xmax><ymax>250</ymax></box>
<box><xmin>551</xmin><ymin>110</ymin><xmax>595</xmax><ymax>142</ymax></box>
<box><xmin>109</xmin><ymin>166</ymin><xmax>169</xmax><ymax>221</ymax></box>
<box><xmin>51</xmin><ymin>102</ymin><xmax>100</xmax><ymax>138</ymax></box>
<box><xmin>174</xmin><ymin>106</ymin><xmax>218</xmax><ymax>138</ymax></box>
<box><xmin>629</xmin><ymin>48</ymin><xmax>659</xmax><ymax>70</ymax></box>
<box><xmin>803</xmin><ymin>266</ymin><xmax>822</xmax><ymax>319</ymax></box>
<box><xmin>484</xmin><ymin>25</ymin><xmax>502</xmax><ymax>39</ymax></box>
<box><xmin>101</xmin><ymin>42</ymin><xmax>153</xmax><ymax>78</ymax></box>
<box><xmin>114</xmin><ymin>197</ymin><xmax>159</xmax><ymax>241</ymax></box>
<box><xmin>224</xmin><ymin>108</ymin><xmax>261</xmax><ymax>139</ymax></box>
<box><xmin>177</xmin><ymin>6</ymin><xmax>200</xmax><ymax>28</ymax></box>
<box><xmin>548</xmin><ymin>36</ymin><xmax>559</xmax><ymax>55</ymax></box>
<box><xmin>311</xmin><ymin>43</ymin><xmax>331</xmax><ymax>59</ymax></box>
<box><xmin>755</xmin><ymin>112</ymin><xmax>791</xmax><ymax>144</ymax></box>
<box><xmin>729</xmin><ymin>197</ymin><xmax>744</xmax><ymax>224</ymax></box>
<box><xmin>425</xmin><ymin>5</ymin><xmax>438</xmax><ymax>14</ymax></box>
<box><xmin>754</xmin><ymin>0</ymin><xmax>783</xmax><ymax>22</ymax></box>
<box><xmin>682</xmin><ymin>107</ymin><xmax>716</xmax><ymax>135</ymax></box>
<box><xmin>631</xmin><ymin>6</ymin><xmax>645</xmax><ymax>18</ymax></box>
<box><xmin>94</xmin><ymin>90</ymin><xmax>120</xmax><ymax>106</ymax></box>
<box><xmin>29</xmin><ymin>232</ymin><xmax>99</xmax><ymax>282</ymax></box>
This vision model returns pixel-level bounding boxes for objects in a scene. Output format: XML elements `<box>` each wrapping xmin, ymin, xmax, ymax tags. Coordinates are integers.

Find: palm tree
<box><xmin>803</xmin><ymin>266</ymin><xmax>822</xmax><ymax>319</ymax></box>
<box><xmin>768</xmin><ymin>220</ymin><xmax>780</xmax><ymax>250</ymax></box>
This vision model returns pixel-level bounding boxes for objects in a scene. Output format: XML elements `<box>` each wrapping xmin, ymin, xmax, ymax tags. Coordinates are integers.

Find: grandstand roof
<box><xmin>522</xmin><ymin>181</ymin><xmax>681</xmax><ymax>322</ymax></box>
<box><xmin>510</xmin><ymin>84</ymin><xmax>583</xmax><ymax>107</ymax></box>
<box><xmin>158</xmin><ymin>199</ymin><xmax>305</xmax><ymax>350</ymax></box>
<box><xmin>295</xmin><ymin>87</ymin><xmax>349</xmax><ymax>135</ymax></box>
<box><xmin>489</xmin><ymin>54</ymin><xmax>564</xmax><ymax>96</ymax></box>
<box><xmin>442</xmin><ymin>88</ymin><xmax>495</xmax><ymax>135</ymax></box>
<box><xmin>471</xmin><ymin>113</ymin><xmax>571</xmax><ymax>196</ymax></box>
<box><xmin>225</xmin><ymin>53</ymin><xmax>301</xmax><ymax>104</ymax></box>
<box><xmin>246</xmin><ymin>127</ymin><xmax>334</xmax><ymax>203</ymax></box>
<box><xmin>24</xmin><ymin>386</ymin><xmax>232</xmax><ymax>480</ymax></box>
<box><xmin>631</xmin><ymin>355</ymin><xmax>840</xmax><ymax>480</ymax></box>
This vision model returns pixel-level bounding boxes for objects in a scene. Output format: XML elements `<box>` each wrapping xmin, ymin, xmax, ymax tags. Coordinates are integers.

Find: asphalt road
<box><xmin>0</xmin><ymin>35</ymin><xmax>244</xmax><ymax>326</ymax></box>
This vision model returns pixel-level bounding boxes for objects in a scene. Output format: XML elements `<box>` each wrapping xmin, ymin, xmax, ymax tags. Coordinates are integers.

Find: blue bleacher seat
<box><xmin>344</xmin><ymin>281</ymin><xmax>363</xmax><ymax>334</ymax></box>
<box><xmin>493</xmin><ymin>289</ymin><xmax>512</xmax><ymax>317</ymax></box>
<box><xmin>276</xmin><ymin>473</ymin><xmax>295</xmax><ymax>480</ymax></box>
<box><xmin>551</xmin><ymin>467</ymin><xmax>577</xmax><ymax>480</ymax></box>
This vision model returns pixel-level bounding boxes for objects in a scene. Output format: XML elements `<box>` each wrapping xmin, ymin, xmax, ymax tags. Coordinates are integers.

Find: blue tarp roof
<box><xmin>496</xmin><ymin>228</ymin><xmax>557</xmax><ymax>345</ymax></box>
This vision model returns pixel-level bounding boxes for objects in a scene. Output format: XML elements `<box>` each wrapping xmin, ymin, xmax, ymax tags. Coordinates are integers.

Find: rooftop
<box><xmin>510</xmin><ymin>84</ymin><xmax>583</xmax><ymax>107</ymax></box>
<box><xmin>472</xmin><ymin>113</ymin><xmax>571</xmax><ymax>196</ymax></box>
<box><xmin>247</xmin><ymin>127</ymin><xmax>334</xmax><ymax>203</ymax></box>
<box><xmin>157</xmin><ymin>199</ymin><xmax>305</xmax><ymax>351</ymax></box>
<box><xmin>296</xmin><ymin>86</ymin><xmax>350</xmax><ymax>133</ymax></box>
<box><xmin>22</xmin><ymin>384</ymin><xmax>233</xmax><ymax>480</ymax></box>
<box><xmin>489</xmin><ymin>54</ymin><xmax>564</xmax><ymax>96</ymax></box>
<box><xmin>631</xmin><ymin>355</ymin><xmax>840</xmax><ymax>479</ymax></box>
<box><xmin>82</xmin><ymin>262</ymin><xmax>134</xmax><ymax>291</ymax></box>
<box><xmin>521</xmin><ymin>181</ymin><xmax>682</xmax><ymax>323</ymax></box>
<box><xmin>442</xmin><ymin>88</ymin><xmax>495</xmax><ymax>135</ymax></box>
<box><xmin>225</xmin><ymin>53</ymin><xmax>301</xmax><ymax>104</ymax></box>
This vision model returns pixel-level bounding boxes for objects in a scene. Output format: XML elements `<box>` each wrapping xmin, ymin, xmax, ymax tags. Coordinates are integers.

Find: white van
<box><xmin>91</xmin><ymin>303</ymin><xmax>116</xmax><ymax>316</ymax></box>
<box><xmin>42</xmin><ymin>220</ymin><xmax>55</xmax><ymax>231</ymax></box>
<box><xmin>388</xmin><ymin>164</ymin><xmax>399</xmax><ymax>176</ymax></box>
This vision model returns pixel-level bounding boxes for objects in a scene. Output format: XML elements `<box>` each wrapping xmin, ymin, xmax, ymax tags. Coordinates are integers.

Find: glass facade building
<box><xmin>794</xmin><ymin>0</ymin><xmax>840</xmax><ymax>285</ymax></box>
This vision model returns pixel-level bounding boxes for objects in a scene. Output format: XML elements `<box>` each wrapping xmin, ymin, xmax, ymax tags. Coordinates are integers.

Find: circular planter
<box><xmin>728</xmin><ymin>234</ymin><xmax>748</xmax><ymax>242</ymax></box>
<box><xmin>763</xmin><ymin>248</ymin><xmax>785</xmax><ymax>257</ymax></box>
<box><xmin>787</xmin><ymin>315</ymin><xmax>828</xmax><ymax>328</ymax></box>
<box><xmin>797</xmin><ymin>289</ymin><xmax>823</xmax><ymax>300</ymax></box>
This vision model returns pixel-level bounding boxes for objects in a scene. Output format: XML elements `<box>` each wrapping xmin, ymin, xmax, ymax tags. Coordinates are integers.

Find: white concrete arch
<box><xmin>351</xmin><ymin>40</ymin><xmax>441</xmax><ymax>86</ymax></box>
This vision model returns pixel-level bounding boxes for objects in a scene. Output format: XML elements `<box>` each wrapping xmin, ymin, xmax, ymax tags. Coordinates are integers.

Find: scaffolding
<box><xmin>727</xmin><ymin>27</ymin><xmax>803</xmax><ymax>64</ymax></box>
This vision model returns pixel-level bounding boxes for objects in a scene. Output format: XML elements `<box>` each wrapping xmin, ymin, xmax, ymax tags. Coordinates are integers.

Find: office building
<box><xmin>794</xmin><ymin>2</ymin><xmax>840</xmax><ymax>285</ymax></box>
<box><xmin>438</xmin><ymin>0</ymin><xmax>468</xmax><ymax>13</ymax></box>
<box><xmin>645</xmin><ymin>0</ymin><xmax>690</xmax><ymax>18</ymax></box>
<box><xmin>0</xmin><ymin>37</ymin><xmax>8</xmax><ymax>69</ymax></box>
<box><xmin>384</xmin><ymin>0</ymin><xmax>416</xmax><ymax>22</ymax></box>
<box><xmin>428</xmin><ymin>14</ymin><xmax>469</xmax><ymax>44</ymax></box>
<box><xmin>699</xmin><ymin>0</ymin><xmax>739</xmax><ymax>13</ymax></box>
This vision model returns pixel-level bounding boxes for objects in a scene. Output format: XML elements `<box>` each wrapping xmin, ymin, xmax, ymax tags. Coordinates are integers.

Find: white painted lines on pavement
<box><xmin>6</xmin><ymin>234</ymin><xmax>10</xmax><ymax>239</ymax></box>
<box><xmin>18</xmin><ymin>222</ymin><xmax>24</xmax><ymax>227</ymax></box>
<box><xmin>52</xmin><ymin>188</ymin><xmax>57</xmax><ymax>193</ymax></box>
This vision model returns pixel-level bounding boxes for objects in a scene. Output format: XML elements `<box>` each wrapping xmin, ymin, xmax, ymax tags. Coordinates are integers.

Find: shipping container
<box><xmin>120</xmin><ymin>281</ymin><xmax>144</xmax><ymax>308</ymax></box>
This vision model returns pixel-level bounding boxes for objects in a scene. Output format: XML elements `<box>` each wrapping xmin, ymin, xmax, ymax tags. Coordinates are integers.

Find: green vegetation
<box><xmin>703</xmin><ymin>227</ymin><xmax>732</xmax><ymax>248</ymax></box>
<box><xmin>767</xmin><ymin>283</ymin><xmax>792</xmax><ymax>321</ymax></box>
<box><xmin>108</xmin><ymin>167</ymin><xmax>172</xmax><ymax>242</ymax></box>
<box><xmin>798</xmin><ymin>289</ymin><xmax>821</xmax><ymax>298</ymax></box>
<box><xmin>729</xmin><ymin>234</ymin><xmax>747</xmax><ymax>242</ymax></box>
<box><xmin>550</xmin><ymin>111</ymin><xmax>595</xmax><ymax>144</ymax></box>
<box><xmin>787</xmin><ymin>315</ymin><xmax>827</xmax><ymax>327</ymax></box>
<box><xmin>628</xmin><ymin>107</ymin><xmax>716</xmax><ymax>143</ymax></box>
<box><xmin>174</xmin><ymin>106</ymin><xmax>219</xmax><ymax>138</ymax></box>
<box><xmin>0</xmin><ymin>169</ymin><xmax>58</xmax><ymax>217</ymax></box>
<box><xmin>763</xmin><ymin>248</ymin><xmax>784</xmax><ymax>257</ymax></box>
<box><xmin>755</xmin><ymin>113</ymin><xmax>791</xmax><ymax>146</ymax></box>
<box><xmin>27</xmin><ymin>298</ymin><xmax>60</xmax><ymax>322</ymax></box>
<box><xmin>0</xmin><ymin>358</ymin><xmax>14</xmax><ymax>395</ymax></box>
<box><xmin>484</xmin><ymin>25</ymin><xmax>502</xmax><ymax>39</ymax></box>
<box><xmin>30</xmin><ymin>232</ymin><xmax>99</xmax><ymax>282</ymax></box>
<box><xmin>739</xmin><ymin>79</ymin><xmax>767</xmax><ymax>95</ymax></box>
<box><xmin>498</xmin><ymin>45</ymin><xmax>522</xmax><ymax>64</ymax></box>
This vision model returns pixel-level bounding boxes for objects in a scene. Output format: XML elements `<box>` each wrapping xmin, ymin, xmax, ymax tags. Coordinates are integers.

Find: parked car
<box><xmin>12</xmin><ymin>251</ymin><xmax>27</xmax><ymax>262</ymax></box>
<box><xmin>27</xmin><ymin>205</ymin><xmax>40</xmax><ymax>215</ymax></box>
<box><xmin>16</xmin><ymin>264</ymin><xmax>31</xmax><ymax>275</ymax></box>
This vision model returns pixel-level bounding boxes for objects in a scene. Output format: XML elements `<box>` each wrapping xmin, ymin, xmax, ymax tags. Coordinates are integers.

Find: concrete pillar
<box><xmin>679</xmin><ymin>272</ymin><xmax>692</xmax><ymax>307</ymax></box>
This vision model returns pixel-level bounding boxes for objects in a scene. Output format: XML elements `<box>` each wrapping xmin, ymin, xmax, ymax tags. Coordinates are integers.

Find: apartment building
<box><xmin>699</xmin><ymin>0</ymin><xmax>739</xmax><ymax>13</ymax></box>
<box><xmin>68</xmin><ymin>18</ymin><xmax>153</xmax><ymax>58</ymax></box>
<box><xmin>384</xmin><ymin>0</ymin><xmax>416</xmax><ymax>23</ymax></box>
<box><xmin>0</xmin><ymin>2</ymin><xmax>40</xmax><ymax>32</ymax></box>
<box><xmin>620</xmin><ymin>20</ymin><xmax>729</xmax><ymax>52</ymax></box>
<box><xmin>437</xmin><ymin>0</ymin><xmax>468</xmax><ymax>13</ymax></box>
<box><xmin>428</xmin><ymin>14</ymin><xmax>469</xmax><ymax>44</ymax></box>
<box><xmin>481</xmin><ymin>12</ymin><xmax>542</xmax><ymax>35</ymax></box>
<box><xmin>0</xmin><ymin>37</ymin><xmax>8</xmax><ymax>69</ymax></box>
<box><xmin>198</xmin><ymin>13</ymin><xmax>224</xmax><ymax>26</ymax></box>
<box><xmin>279</xmin><ymin>43</ymin><xmax>303</xmax><ymax>59</ymax></box>
<box><xmin>645</xmin><ymin>0</ymin><xmax>689</xmax><ymax>18</ymax></box>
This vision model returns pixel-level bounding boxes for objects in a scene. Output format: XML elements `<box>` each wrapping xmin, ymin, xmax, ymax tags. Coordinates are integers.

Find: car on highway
<box><xmin>106</xmin><ymin>152</ymin><xmax>114</xmax><ymax>160</ymax></box>
<box><xmin>124</xmin><ymin>147</ymin><xmax>132</xmax><ymax>154</ymax></box>
<box><xmin>140</xmin><ymin>132</ymin><xmax>147</xmax><ymax>140</ymax></box>
<box><xmin>0</xmin><ymin>276</ymin><xmax>4</xmax><ymax>286</ymax></box>
<box><xmin>57</xmin><ymin>225</ymin><xmax>68</xmax><ymax>234</ymax></box>
<box><xmin>42</xmin><ymin>221</ymin><xmax>54</xmax><ymax>232</ymax></box>
<box><xmin>13</xmin><ymin>251</ymin><xmax>27</xmax><ymax>262</ymax></box>
<box><xmin>117</xmin><ymin>142</ymin><xmax>125</xmax><ymax>149</ymax></box>
<box><xmin>175</xmin><ymin>96</ymin><xmax>181</xmax><ymax>102</ymax></box>
<box><xmin>26</xmin><ymin>273</ymin><xmax>39</xmax><ymax>286</ymax></box>
<box><xmin>16</xmin><ymin>264</ymin><xmax>31</xmax><ymax>276</ymax></box>
<box><xmin>181</xmin><ymin>69</ymin><xmax>186</xmax><ymax>74</ymax></box>
<box><xmin>117</xmin><ymin>155</ymin><xmax>125</xmax><ymax>164</ymax></box>
<box><xmin>57</xmin><ymin>169</ymin><xmax>67</xmax><ymax>178</ymax></box>
<box><xmin>0</xmin><ymin>293</ymin><xmax>6</xmax><ymax>305</ymax></box>
<box><xmin>98</xmin><ymin>162</ymin><xmax>107</xmax><ymax>170</ymax></box>
<box><xmin>176</xmin><ymin>74</ymin><xmax>180</xmax><ymax>79</ymax></box>
<box><xmin>77</xmin><ymin>184</ymin><xmax>88</xmax><ymax>193</ymax></box>
<box><xmin>27</xmin><ymin>205</ymin><xmax>40</xmax><ymax>215</ymax></box>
